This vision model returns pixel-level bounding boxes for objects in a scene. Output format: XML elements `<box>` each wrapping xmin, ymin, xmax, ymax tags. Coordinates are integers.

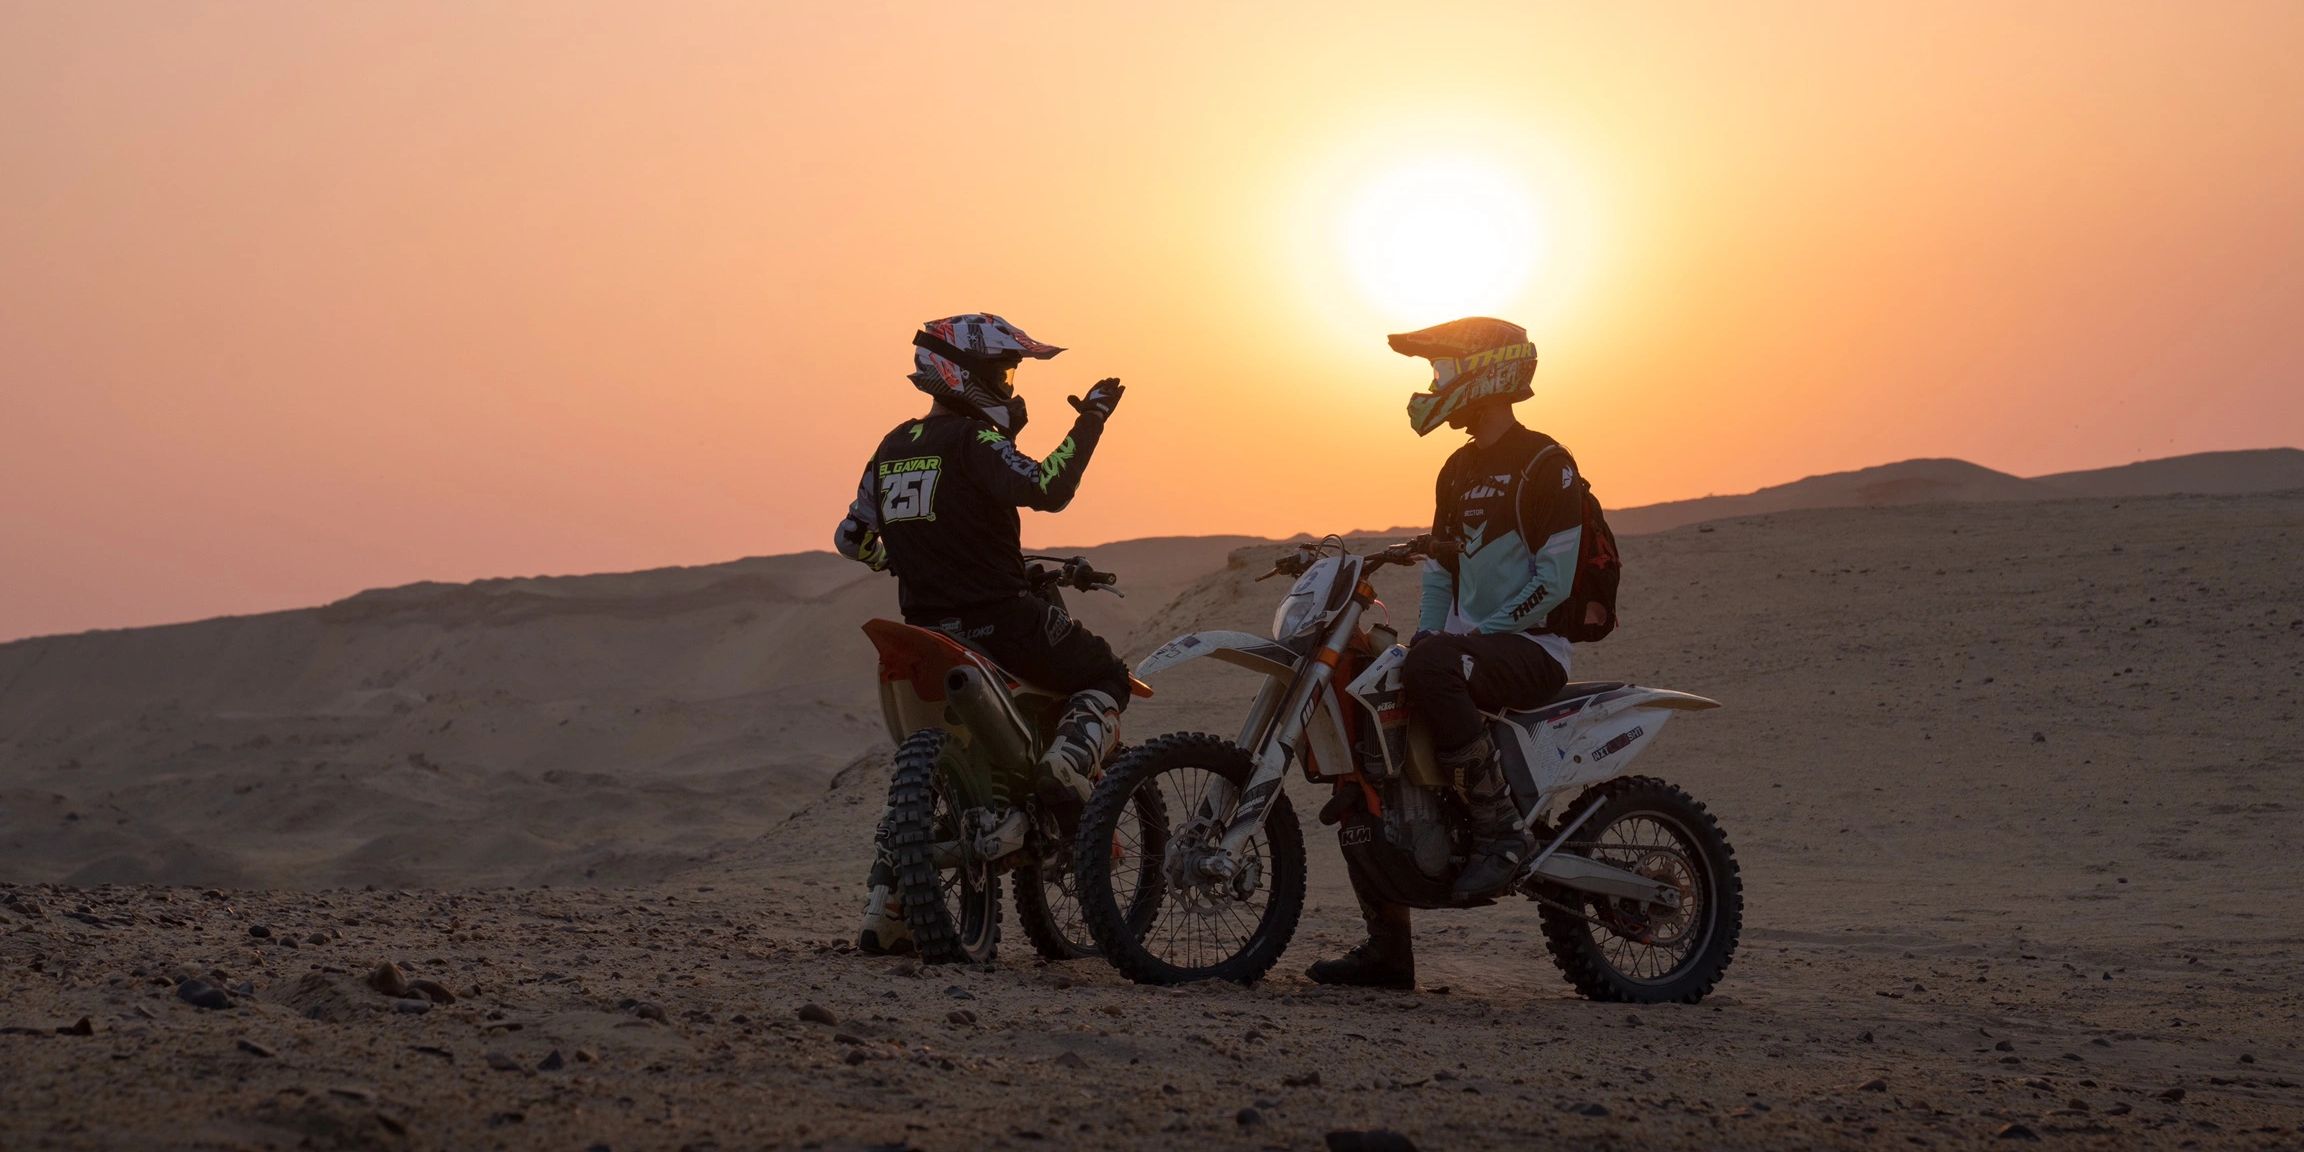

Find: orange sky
<box><xmin>3</xmin><ymin>2</ymin><xmax>2301</xmax><ymax>641</ymax></box>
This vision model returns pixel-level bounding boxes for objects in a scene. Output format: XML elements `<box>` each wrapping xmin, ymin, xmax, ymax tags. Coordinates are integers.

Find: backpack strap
<box><xmin>1514</xmin><ymin>442</ymin><xmax>1570</xmax><ymax>557</ymax></box>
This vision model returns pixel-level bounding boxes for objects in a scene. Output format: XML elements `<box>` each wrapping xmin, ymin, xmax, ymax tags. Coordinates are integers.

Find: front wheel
<box><xmin>1537</xmin><ymin>776</ymin><xmax>1742</xmax><ymax>1003</ymax></box>
<box><xmin>1013</xmin><ymin>764</ymin><xmax>1171</xmax><ymax>961</ymax></box>
<box><xmin>1076</xmin><ymin>733</ymin><xmax>1306</xmax><ymax>985</ymax></box>
<box><xmin>885</xmin><ymin>729</ymin><xmax>1000</xmax><ymax>965</ymax></box>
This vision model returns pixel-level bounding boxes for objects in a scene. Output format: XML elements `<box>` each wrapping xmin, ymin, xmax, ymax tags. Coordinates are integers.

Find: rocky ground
<box><xmin>2</xmin><ymin>873</ymin><xmax>2300</xmax><ymax>1151</ymax></box>
<box><xmin>5</xmin><ymin>491</ymin><xmax>2303</xmax><ymax>1149</ymax></box>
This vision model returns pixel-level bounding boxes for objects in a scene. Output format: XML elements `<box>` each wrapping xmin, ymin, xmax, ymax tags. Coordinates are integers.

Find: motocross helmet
<box><xmin>1391</xmin><ymin>316</ymin><xmax>1538</xmax><ymax>437</ymax></box>
<box><xmin>910</xmin><ymin>313</ymin><xmax>1064</xmax><ymax>433</ymax></box>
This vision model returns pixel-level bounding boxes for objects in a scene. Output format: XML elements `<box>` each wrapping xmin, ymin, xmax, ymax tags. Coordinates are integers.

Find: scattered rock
<box><xmin>1325</xmin><ymin>1131</ymin><xmax>1418</xmax><ymax>1152</ymax></box>
<box><xmin>1235</xmin><ymin>1107</ymin><xmax>1262</xmax><ymax>1126</ymax></box>
<box><xmin>1995</xmin><ymin>1039</ymin><xmax>2015</xmax><ymax>1052</ymax></box>
<box><xmin>946</xmin><ymin>1009</ymin><xmax>976</xmax><ymax>1025</ymax></box>
<box><xmin>630</xmin><ymin>1002</ymin><xmax>667</xmax><ymax>1023</ymax></box>
<box><xmin>393</xmin><ymin>998</ymin><xmax>431</xmax><ymax>1015</ymax></box>
<box><xmin>1997</xmin><ymin>1122</ymin><xmax>2040</xmax><ymax>1140</ymax></box>
<box><xmin>575</xmin><ymin>1048</ymin><xmax>598</xmax><ymax>1064</ymax></box>
<box><xmin>2104</xmin><ymin>1103</ymin><xmax>2132</xmax><ymax>1116</ymax></box>
<box><xmin>236</xmin><ymin>1038</ymin><xmax>275</xmax><ymax>1058</ymax></box>
<box><xmin>484</xmin><ymin>1051</ymin><xmax>523</xmax><ymax>1072</ymax></box>
<box><xmin>177</xmin><ymin>980</ymin><xmax>233</xmax><ymax>1010</ymax></box>
<box><xmin>943</xmin><ymin>985</ymin><xmax>975</xmax><ymax>1000</ymax></box>
<box><xmin>2157</xmin><ymin>1087</ymin><xmax>2186</xmax><ymax>1102</ymax></box>
<box><xmin>842</xmin><ymin>1049</ymin><xmax>869</xmax><ymax>1066</ymax></box>
<box><xmin>1053</xmin><ymin>1051</ymin><xmax>1086</xmax><ymax>1069</ymax></box>
<box><xmin>366</xmin><ymin>963</ymin><xmax>411</xmax><ymax>999</ymax></box>
<box><xmin>1569</xmin><ymin>1102</ymin><xmax>1609</xmax><ymax>1117</ymax></box>
<box><xmin>538</xmin><ymin>1049</ymin><xmax>566</xmax><ymax>1071</ymax></box>
<box><xmin>1856</xmin><ymin>1077</ymin><xmax>1888</xmax><ymax>1092</ymax></box>
<box><xmin>797</xmin><ymin>1003</ymin><xmax>837</xmax><ymax>1026</ymax></box>
<box><xmin>56</xmin><ymin>1017</ymin><xmax>94</xmax><ymax>1037</ymax></box>
<box><xmin>409</xmin><ymin>979</ymin><xmax>456</xmax><ymax>1005</ymax></box>
<box><xmin>1284</xmin><ymin>1071</ymin><xmax>1322</xmax><ymax>1088</ymax></box>
<box><xmin>248</xmin><ymin>925</ymin><xmax>272</xmax><ymax>938</ymax></box>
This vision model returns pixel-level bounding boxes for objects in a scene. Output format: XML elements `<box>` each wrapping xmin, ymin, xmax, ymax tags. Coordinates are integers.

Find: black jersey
<box><xmin>833</xmin><ymin>410</ymin><xmax>1108</xmax><ymax>618</ymax></box>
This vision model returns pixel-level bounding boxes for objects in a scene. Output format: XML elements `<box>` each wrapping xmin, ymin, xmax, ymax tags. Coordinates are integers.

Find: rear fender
<box><xmin>1493</xmin><ymin>686</ymin><xmax>1722</xmax><ymax>814</ymax></box>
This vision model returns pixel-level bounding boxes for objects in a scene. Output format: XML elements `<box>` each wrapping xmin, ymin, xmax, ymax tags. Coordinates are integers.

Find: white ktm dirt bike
<box><xmin>1073</xmin><ymin>535</ymin><xmax>1742</xmax><ymax>1003</ymax></box>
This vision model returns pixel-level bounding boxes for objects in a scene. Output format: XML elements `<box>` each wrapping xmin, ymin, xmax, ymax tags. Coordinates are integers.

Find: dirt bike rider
<box><xmin>833</xmin><ymin>313</ymin><xmax>1131</xmax><ymax>954</ymax></box>
<box><xmin>1309</xmin><ymin>316</ymin><xmax>1581</xmax><ymax>989</ymax></box>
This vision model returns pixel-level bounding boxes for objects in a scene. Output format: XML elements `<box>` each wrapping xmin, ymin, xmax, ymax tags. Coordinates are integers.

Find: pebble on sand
<box><xmin>1235</xmin><ymin>1107</ymin><xmax>1263</xmax><ymax>1126</ymax></box>
<box><xmin>797</xmin><ymin>1003</ymin><xmax>838</xmax><ymax>1026</ymax></box>
<box><xmin>367</xmin><ymin>963</ymin><xmax>411</xmax><ymax>999</ymax></box>
<box><xmin>176</xmin><ymin>980</ymin><xmax>233</xmax><ymax>1010</ymax></box>
<box><xmin>409</xmin><ymin>979</ymin><xmax>457</xmax><ymax>1005</ymax></box>
<box><xmin>56</xmin><ymin>1017</ymin><xmax>94</xmax><ymax>1037</ymax></box>
<box><xmin>1325</xmin><ymin>1131</ymin><xmax>1419</xmax><ymax>1152</ymax></box>
<box><xmin>236</xmin><ymin>1038</ymin><xmax>275</xmax><ymax>1058</ymax></box>
<box><xmin>1996</xmin><ymin>1122</ymin><xmax>2040</xmax><ymax>1140</ymax></box>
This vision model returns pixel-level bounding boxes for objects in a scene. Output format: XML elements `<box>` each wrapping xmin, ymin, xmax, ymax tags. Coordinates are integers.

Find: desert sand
<box><xmin>4</xmin><ymin>469</ymin><xmax>2304</xmax><ymax>1149</ymax></box>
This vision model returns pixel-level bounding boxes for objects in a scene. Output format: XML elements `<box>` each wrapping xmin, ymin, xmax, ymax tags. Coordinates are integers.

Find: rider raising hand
<box><xmin>833</xmin><ymin>313</ymin><xmax>1132</xmax><ymax>955</ymax></box>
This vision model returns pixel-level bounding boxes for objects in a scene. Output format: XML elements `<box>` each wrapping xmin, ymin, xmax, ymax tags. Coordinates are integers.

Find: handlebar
<box><xmin>1025</xmin><ymin>554</ymin><xmax>1124</xmax><ymax>597</ymax></box>
<box><xmin>1253</xmin><ymin>534</ymin><xmax>1461</xmax><ymax>582</ymax></box>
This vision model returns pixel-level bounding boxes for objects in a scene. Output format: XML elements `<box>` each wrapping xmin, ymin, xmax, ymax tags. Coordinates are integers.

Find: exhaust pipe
<box><xmin>945</xmin><ymin>666</ymin><xmax>1034</xmax><ymax>769</ymax></box>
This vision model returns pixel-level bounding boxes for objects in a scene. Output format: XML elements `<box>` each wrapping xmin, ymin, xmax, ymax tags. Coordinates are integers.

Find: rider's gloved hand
<box><xmin>1068</xmin><ymin>378</ymin><xmax>1125</xmax><ymax>421</ymax></box>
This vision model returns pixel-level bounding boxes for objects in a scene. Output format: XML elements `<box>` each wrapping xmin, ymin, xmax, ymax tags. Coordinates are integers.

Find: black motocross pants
<box><xmin>912</xmin><ymin>592</ymin><xmax>1132</xmax><ymax>709</ymax></box>
<box><xmin>1399</xmin><ymin>630</ymin><xmax>1567</xmax><ymax>753</ymax></box>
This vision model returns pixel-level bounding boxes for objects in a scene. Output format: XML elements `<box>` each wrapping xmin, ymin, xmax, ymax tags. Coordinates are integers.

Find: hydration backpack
<box><xmin>1530</xmin><ymin>445</ymin><xmax>1622</xmax><ymax>644</ymax></box>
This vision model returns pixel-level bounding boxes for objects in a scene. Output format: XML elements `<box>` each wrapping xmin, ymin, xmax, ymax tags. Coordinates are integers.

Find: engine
<box><xmin>1381</xmin><ymin>781</ymin><xmax>1458</xmax><ymax>878</ymax></box>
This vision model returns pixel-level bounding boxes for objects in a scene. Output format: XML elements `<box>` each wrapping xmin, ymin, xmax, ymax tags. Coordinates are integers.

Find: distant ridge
<box><xmin>2036</xmin><ymin>448</ymin><xmax>2304</xmax><ymax>498</ymax></box>
<box><xmin>1605</xmin><ymin>447</ymin><xmax>2303</xmax><ymax>537</ymax></box>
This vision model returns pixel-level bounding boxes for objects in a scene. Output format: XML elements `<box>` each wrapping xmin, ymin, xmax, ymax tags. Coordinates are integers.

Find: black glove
<box><xmin>1067</xmin><ymin>377</ymin><xmax>1124</xmax><ymax>421</ymax></box>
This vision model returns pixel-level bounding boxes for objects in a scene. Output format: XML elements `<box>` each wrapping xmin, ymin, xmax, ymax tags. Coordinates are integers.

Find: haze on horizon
<box><xmin>3</xmin><ymin>1</ymin><xmax>2301</xmax><ymax>642</ymax></box>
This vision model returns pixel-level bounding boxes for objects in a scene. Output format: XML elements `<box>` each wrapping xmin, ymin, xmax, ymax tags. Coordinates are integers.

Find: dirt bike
<box><xmin>1073</xmin><ymin>535</ymin><xmax>1742</xmax><ymax>1002</ymax></box>
<box><xmin>862</xmin><ymin>556</ymin><xmax>1168</xmax><ymax>965</ymax></box>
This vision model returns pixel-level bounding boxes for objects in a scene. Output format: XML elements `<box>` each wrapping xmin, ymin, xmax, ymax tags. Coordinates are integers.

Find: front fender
<box><xmin>1136</xmin><ymin>630</ymin><xmax>1302</xmax><ymax>681</ymax></box>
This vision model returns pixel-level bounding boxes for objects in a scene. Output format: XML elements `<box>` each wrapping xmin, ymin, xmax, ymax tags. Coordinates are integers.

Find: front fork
<box><xmin>1182</xmin><ymin>597</ymin><xmax>1368</xmax><ymax>884</ymax></box>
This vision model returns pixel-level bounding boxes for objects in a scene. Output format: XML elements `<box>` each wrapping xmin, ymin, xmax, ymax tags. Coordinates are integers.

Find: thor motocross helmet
<box><xmin>1391</xmin><ymin>316</ymin><xmax>1538</xmax><ymax>437</ymax></box>
<box><xmin>910</xmin><ymin>314</ymin><xmax>1064</xmax><ymax>433</ymax></box>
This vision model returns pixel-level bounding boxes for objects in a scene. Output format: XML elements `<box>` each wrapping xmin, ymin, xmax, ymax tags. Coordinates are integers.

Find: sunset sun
<box><xmin>1341</xmin><ymin>157</ymin><xmax>1545</xmax><ymax>322</ymax></box>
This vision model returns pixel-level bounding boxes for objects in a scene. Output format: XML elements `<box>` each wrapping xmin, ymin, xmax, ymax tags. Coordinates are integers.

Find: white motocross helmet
<box><xmin>909</xmin><ymin>313</ymin><xmax>1064</xmax><ymax>433</ymax></box>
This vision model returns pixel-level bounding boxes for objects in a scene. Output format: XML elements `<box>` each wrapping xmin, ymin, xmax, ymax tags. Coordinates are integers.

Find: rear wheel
<box><xmin>885</xmin><ymin>729</ymin><xmax>1000</xmax><ymax>965</ymax></box>
<box><xmin>1013</xmin><ymin>764</ymin><xmax>1170</xmax><ymax>961</ymax></box>
<box><xmin>1537</xmin><ymin>776</ymin><xmax>1741</xmax><ymax>1003</ymax></box>
<box><xmin>1076</xmin><ymin>733</ymin><xmax>1306</xmax><ymax>985</ymax></box>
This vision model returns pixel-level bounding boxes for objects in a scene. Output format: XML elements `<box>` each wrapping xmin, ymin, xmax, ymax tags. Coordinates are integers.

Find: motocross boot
<box><xmin>1306</xmin><ymin>884</ymin><xmax>1415</xmax><ymax>989</ymax></box>
<box><xmin>1036</xmin><ymin>689</ymin><xmax>1120</xmax><ymax>815</ymax></box>
<box><xmin>855</xmin><ymin>823</ymin><xmax>913</xmax><ymax>956</ymax></box>
<box><xmin>1446</xmin><ymin>734</ymin><xmax>1532</xmax><ymax>898</ymax></box>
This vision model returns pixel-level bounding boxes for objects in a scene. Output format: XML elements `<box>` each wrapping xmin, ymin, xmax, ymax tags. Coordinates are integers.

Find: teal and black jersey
<box><xmin>1418</xmin><ymin>425</ymin><xmax>1584</xmax><ymax>640</ymax></box>
<box><xmin>833</xmin><ymin>410</ymin><xmax>1107</xmax><ymax>618</ymax></box>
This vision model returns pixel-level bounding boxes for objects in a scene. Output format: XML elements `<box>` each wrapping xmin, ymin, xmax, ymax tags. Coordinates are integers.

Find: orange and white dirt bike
<box><xmin>1074</xmin><ymin>535</ymin><xmax>1743</xmax><ymax>1002</ymax></box>
<box><xmin>863</xmin><ymin>556</ymin><xmax>1167</xmax><ymax>965</ymax></box>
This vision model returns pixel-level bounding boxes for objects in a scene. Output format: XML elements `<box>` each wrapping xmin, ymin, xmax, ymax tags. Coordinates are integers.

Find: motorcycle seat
<box><xmin>1541</xmin><ymin>681</ymin><xmax>1627</xmax><ymax>707</ymax></box>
